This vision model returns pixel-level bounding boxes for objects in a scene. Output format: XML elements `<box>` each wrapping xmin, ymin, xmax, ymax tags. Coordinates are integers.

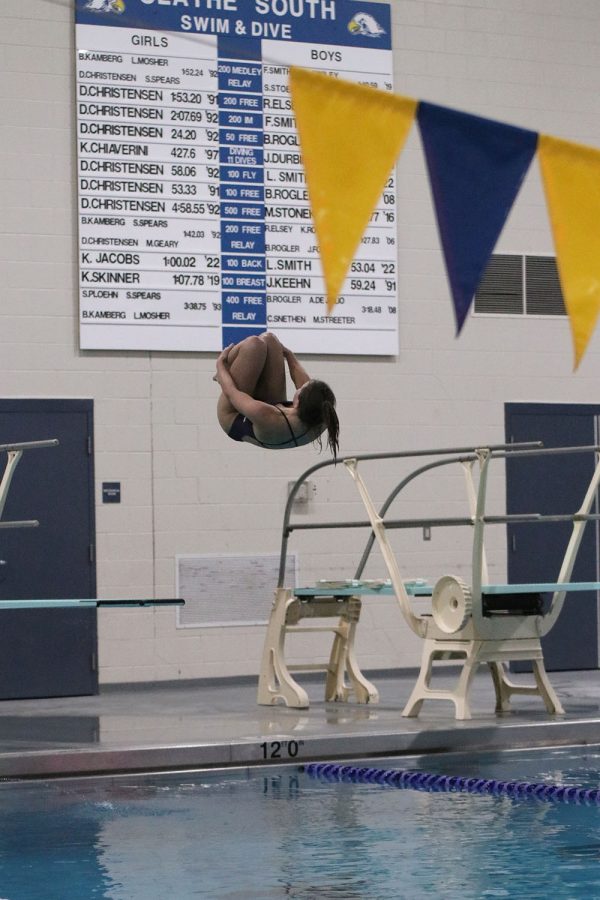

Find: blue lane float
<box><xmin>303</xmin><ymin>762</ymin><xmax>600</xmax><ymax>805</ymax></box>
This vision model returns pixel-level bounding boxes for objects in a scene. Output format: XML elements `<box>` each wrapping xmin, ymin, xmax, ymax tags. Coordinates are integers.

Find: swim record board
<box><xmin>75</xmin><ymin>0</ymin><xmax>397</xmax><ymax>354</ymax></box>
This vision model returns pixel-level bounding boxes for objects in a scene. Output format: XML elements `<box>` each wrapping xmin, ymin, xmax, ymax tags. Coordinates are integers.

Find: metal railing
<box><xmin>0</xmin><ymin>439</ymin><xmax>59</xmax><ymax>529</ymax></box>
<box><xmin>278</xmin><ymin>442</ymin><xmax>600</xmax><ymax>591</ymax></box>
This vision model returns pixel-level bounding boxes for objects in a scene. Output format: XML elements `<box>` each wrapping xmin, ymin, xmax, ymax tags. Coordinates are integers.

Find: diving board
<box><xmin>481</xmin><ymin>582</ymin><xmax>600</xmax><ymax>594</ymax></box>
<box><xmin>0</xmin><ymin>438</ymin><xmax>184</xmax><ymax>700</ymax></box>
<box><xmin>0</xmin><ymin>599</ymin><xmax>183</xmax><ymax>610</ymax></box>
<box><xmin>0</xmin><ymin>442</ymin><xmax>183</xmax><ymax>615</ymax></box>
<box><xmin>295</xmin><ymin>581</ymin><xmax>600</xmax><ymax>597</ymax></box>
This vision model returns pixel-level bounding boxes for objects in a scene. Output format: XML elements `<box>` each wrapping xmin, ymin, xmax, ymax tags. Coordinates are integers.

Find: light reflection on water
<box><xmin>0</xmin><ymin>748</ymin><xmax>600</xmax><ymax>898</ymax></box>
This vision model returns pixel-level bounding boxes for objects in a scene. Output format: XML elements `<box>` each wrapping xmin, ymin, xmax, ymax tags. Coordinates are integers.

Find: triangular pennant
<box><xmin>538</xmin><ymin>134</ymin><xmax>600</xmax><ymax>369</ymax></box>
<box><xmin>289</xmin><ymin>67</ymin><xmax>417</xmax><ymax>313</ymax></box>
<box><xmin>417</xmin><ymin>102</ymin><xmax>538</xmax><ymax>333</ymax></box>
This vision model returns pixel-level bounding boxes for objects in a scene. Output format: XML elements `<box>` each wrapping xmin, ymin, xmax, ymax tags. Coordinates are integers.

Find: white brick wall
<box><xmin>2</xmin><ymin>0</ymin><xmax>600</xmax><ymax>684</ymax></box>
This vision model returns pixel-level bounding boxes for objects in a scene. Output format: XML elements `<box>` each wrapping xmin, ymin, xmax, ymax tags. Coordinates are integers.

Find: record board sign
<box><xmin>76</xmin><ymin>0</ymin><xmax>397</xmax><ymax>354</ymax></box>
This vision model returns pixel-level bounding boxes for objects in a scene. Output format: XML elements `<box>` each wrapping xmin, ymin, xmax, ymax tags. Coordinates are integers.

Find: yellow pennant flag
<box><xmin>538</xmin><ymin>133</ymin><xmax>600</xmax><ymax>368</ymax></box>
<box><xmin>289</xmin><ymin>67</ymin><xmax>417</xmax><ymax>313</ymax></box>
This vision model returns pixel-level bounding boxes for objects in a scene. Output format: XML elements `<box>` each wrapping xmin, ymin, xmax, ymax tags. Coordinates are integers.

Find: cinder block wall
<box><xmin>2</xmin><ymin>0</ymin><xmax>600</xmax><ymax>683</ymax></box>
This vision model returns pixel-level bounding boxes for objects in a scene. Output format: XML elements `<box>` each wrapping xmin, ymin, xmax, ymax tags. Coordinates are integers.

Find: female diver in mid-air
<box><xmin>215</xmin><ymin>333</ymin><xmax>339</xmax><ymax>457</ymax></box>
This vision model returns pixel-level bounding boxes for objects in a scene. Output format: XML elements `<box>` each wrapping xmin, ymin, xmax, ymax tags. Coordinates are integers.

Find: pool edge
<box><xmin>1</xmin><ymin>714</ymin><xmax>600</xmax><ymax>780</ymax></box>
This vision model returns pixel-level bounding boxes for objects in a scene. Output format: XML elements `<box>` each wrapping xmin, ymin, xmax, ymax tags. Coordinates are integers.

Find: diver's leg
<box><xmin>253</xmin><ymin>332</ymin><xmax>287</xmax><ymax>404</ymax></box>
<box><xmin>223</xmin><ymin>335</ymin><xmax>268</xmax><ymax>393</ymax></box>
<box><xmin>216</xmin><ymin>335</ymin><xmax>268</xmax><ymax>429</ymax></box>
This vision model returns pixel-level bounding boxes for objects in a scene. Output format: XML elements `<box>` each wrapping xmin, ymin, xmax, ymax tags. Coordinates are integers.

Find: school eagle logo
<box><xmin>85</xmin><ymin>0</ymin><xmax>125</xmax><ymax>13</ymax></box>
<box><xmin>347</xmin><ymin>12</ymin><xmax>386</xmax><ymax>37</ymax></box>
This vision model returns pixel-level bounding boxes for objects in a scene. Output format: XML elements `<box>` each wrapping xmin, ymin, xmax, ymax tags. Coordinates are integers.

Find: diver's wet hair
<box><xmin>297</xmin><ymin>380</ymin><xmax>339</xmax><ymax>459</ymax></box>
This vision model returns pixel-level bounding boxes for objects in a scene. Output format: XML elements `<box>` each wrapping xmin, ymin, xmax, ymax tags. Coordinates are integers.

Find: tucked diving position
<box><xmin>215</xmin><ymin>333</ymin><xmax>339</xmax><ymax>457</ymax></box>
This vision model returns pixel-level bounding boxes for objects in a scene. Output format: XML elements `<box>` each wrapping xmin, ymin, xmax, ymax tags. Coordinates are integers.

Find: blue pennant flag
<box><xmin>417</xmin><ymin>102</ymin><xmax>538</xmax><ymax>333</ymax></box>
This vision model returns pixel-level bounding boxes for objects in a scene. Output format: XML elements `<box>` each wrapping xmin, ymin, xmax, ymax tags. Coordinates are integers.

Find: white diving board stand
<box><xmin>258</xmin><ymin>580</ymin><xmax>432</xmax><ymax>709</ymax></box>
<box><xmin>258</xmin><ymin>583</ymin><xmax>387</xmax><ymax>708</ymax></box>
<box><xmin>258</xmin><ymin>443</ymin><xmax>600</xmax><ymax>719</ymax></box>
<box><xmin>345</xmin><ymin>446</ymin><xmax>600</xmax><ymax>720</ymax></box>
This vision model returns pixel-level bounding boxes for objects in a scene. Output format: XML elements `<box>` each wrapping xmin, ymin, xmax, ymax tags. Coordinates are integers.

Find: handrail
<box><xmin>278</xmin><ymin>442</ymin><xmax>600</xmax><ymax>589</ymax></box>
<box><xmin>344</xmin><ymin>444</ymin><xmax>600</xmax><ymax>638</ymax></box>
<box><xmin>286</xmin><ymin>513</ymin><xmax>600</xmax><ymax>532</ymax></box>
<box><xmin>0</xmin><ymin>439</ymin><xmax>59</xmax><ymax>525</ymax></box>
<box><xmin>355</xmin><ymin>443</ymin><xmax>600</xmax><ymax>578</ymax></box>
<box><xmin>278</xmin><ymin>441</ymin><xmax>542</xmax><ymax>586</ymax></box>
<box><xmin>541</xmin><ymin>446</ymin><xmax>600</xmax><ymax>635</ymax></box>
<box><xmin>0</xmin><ymin>520</ymin><xmax>39</xmax><ymax>530</ymax></box>
<box><xmin>471</xmin><ymin>448</ymin><xmax>492</xmax><ymax>621</ymax></box>
<box><xmin>344</xmin><ymin>457</ymin><xmax>426</xmax><ymax>635</ymax></box>
<box><xmin>354</xmin><ymin>454</ymin><xmax>486</xmax><ymax>578</ymax></box>
<box><xmin>0</xmin><ymin>440</ymin><xmax>59</xmax><ymax>453</ymax></box>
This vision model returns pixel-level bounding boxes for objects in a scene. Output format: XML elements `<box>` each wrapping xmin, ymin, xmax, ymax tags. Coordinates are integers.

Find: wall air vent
<box><xmin>473</xmin><ymin>254</ymin><xmax>523</xmax><ymax>314</ymax></box>
<box><xmin>474</xmin><ymin>254</ymin><xmax>566</xmax><ymax>317</ymax></box>
<box><xmin>176</xmin><ymin>554</ymin><xmax>297</xmax><ymax>628</ymax></box>
<box><xmin>525</xmin><ymin>255</ymin><xmax>565</xmax><ymax>315</ymax></box>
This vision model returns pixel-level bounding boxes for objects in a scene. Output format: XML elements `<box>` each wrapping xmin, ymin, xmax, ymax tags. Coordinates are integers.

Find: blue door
<box><xmin>0</xmin><ymin>400</ymin><xmax>97</xmax><ymax>698</ymax></box>
<box><xmin>505</xmin><ymin>403</ymin><xmax>599</xmax><ymax>670</ymax></box>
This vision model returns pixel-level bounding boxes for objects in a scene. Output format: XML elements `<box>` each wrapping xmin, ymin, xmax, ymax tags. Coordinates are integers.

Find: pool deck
<box><xmin>1</xmin><ymin>668</ymin><xmax>600</xmax><ymax>779</ymax></box>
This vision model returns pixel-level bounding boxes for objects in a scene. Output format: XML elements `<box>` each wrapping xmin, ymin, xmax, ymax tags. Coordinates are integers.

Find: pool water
<box><xmin>2</xmin><ymin>747</ymin><xmax>600</xmax><ymax>899</ymax></box>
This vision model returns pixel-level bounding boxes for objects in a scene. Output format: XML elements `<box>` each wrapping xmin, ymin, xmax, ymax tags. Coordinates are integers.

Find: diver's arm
<box><xmin>283</xmin><ymin>346</ymin><xmax>311</xmax><ymax>389</ymax></box>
